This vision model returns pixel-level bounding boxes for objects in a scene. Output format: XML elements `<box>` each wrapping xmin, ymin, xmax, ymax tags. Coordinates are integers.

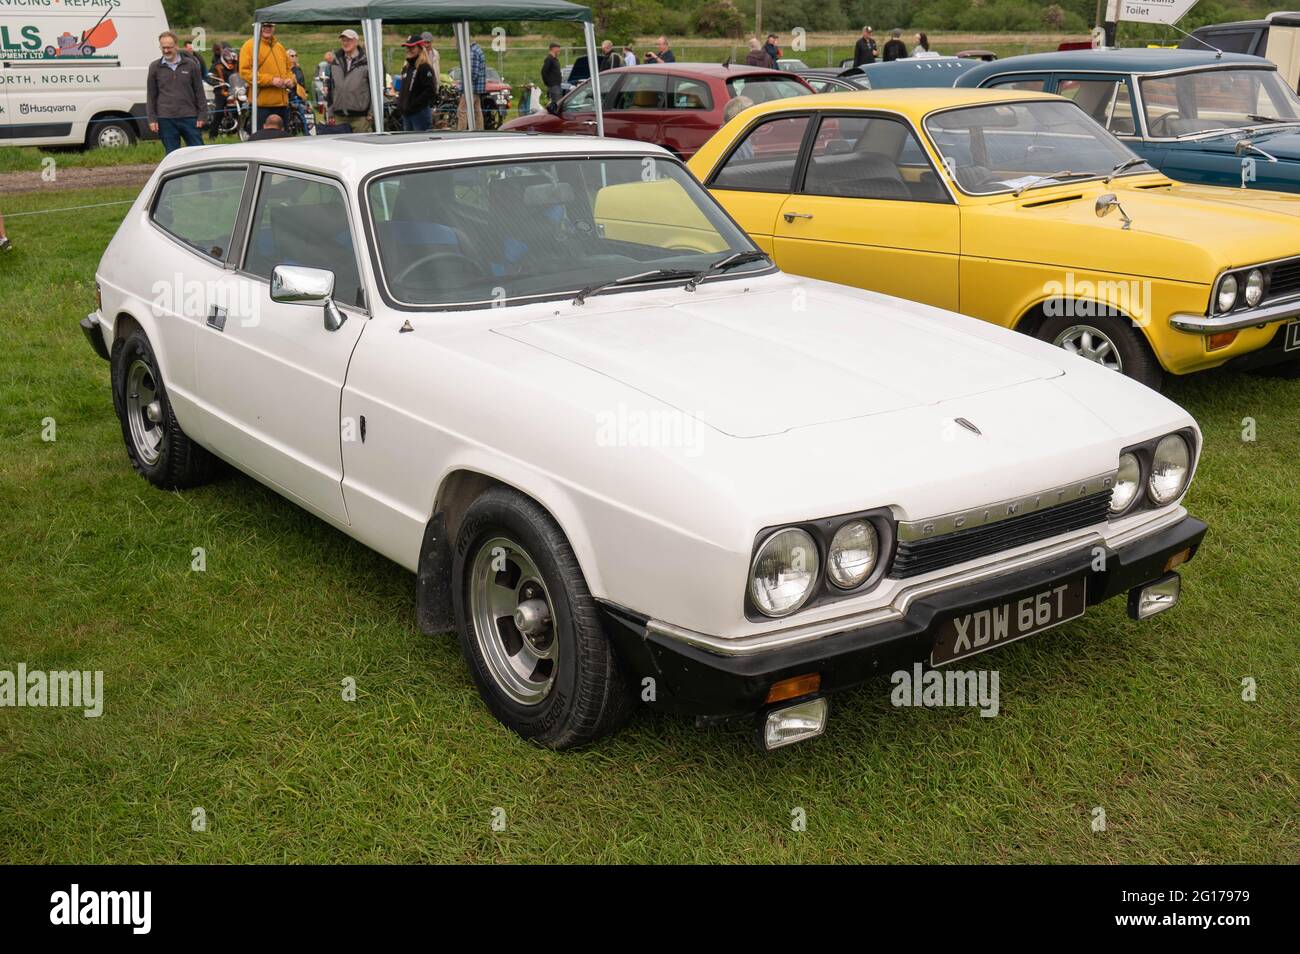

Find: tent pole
<box><xmin>365</xmin><ymin>18</ymin><xmax>385</xmax><ymax>128</ymax></box>
<box><xmin>251</xmin><ymin>21</ymin><xmax>260</xmax><ymax>131</ymax></box>
<box><xmin>583</xmin><ymin>21</ymin><xmax>602</xmax><ymax>137</ymax></box>
<box><xmin>456</xmin><ymin>22</ymin><xmax>476</xmax><ymax>131</ymax></box>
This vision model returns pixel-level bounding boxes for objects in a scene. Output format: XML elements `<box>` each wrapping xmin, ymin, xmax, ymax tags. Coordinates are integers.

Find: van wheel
<box><xmin>451</xmin><ymin>487</ymin><xmax>634</xmax><ymax>749</ymax></box>
<box><xmin>90</xmin><ymin>120</ymin><xmax>135</xmax><ymax>150</ymax></box>
<box><xmin>1037</xmin><ymin>313</ymin><xmax>1165</xmax><ymax>391</ymax></box>
<box><xmin>110</xmin><ymin>329</ymin><xmax>214</xmax><ymax>489</ymax></box>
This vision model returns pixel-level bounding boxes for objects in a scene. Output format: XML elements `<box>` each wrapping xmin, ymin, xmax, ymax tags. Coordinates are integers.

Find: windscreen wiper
<box><xmin>1011</xmin><ymin>171</ymin><xmax>1096</xmax><ymax>196</ymax></box>
<box><xmin>1104</xmin><ymin>157</ymin><xmax>1147</xmax><ymax>183</ymax></box>
<box><xmin>683</xmin><ymin>250</ymin><xmax>770</xmax><ymax>292</ymax></box>
<box><xmin>572</xmin><ymin>268</ymin><xmax>698</xmax><ymax>306</ymax></box>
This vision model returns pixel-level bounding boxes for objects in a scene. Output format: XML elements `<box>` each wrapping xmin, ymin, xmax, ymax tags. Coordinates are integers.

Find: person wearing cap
<box><xmin>398</xmin><ymin>35</ymin><xmax>436</xmax><ymax>131</ymax></box>
<box><xmin>853</xmin><ymin>26</ymin><xmax>878</xmax><ymax>67</ymax></box>
<box><xmin>329</xmin><ymin>28</ymin><xmax>373</xmax><ymax>132</ymax></box>
<box><xmin>240</xmin><ymin>22</ymin><xmax>295</xmax><ymax>132</ymax></box>
<box><xmin>882</xmin><ymin>28</ymin><xmax>907</xmax><ymax>62</ymax></box>
<box><xmin>419</xmin><ymin>31</ymin><xmax>440</xmax><ymax>80</ymax></box>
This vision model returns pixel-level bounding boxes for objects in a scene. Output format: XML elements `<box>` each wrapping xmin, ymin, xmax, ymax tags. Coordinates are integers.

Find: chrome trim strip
<box><xmin>896</xmin><ymin>472</ymin><xmax>1116</xmax><ymax>542</ymax></box>
<box><xmin>1171</xmin><ymin>297</ymin><xmax>1300</xmax><ymax>333</ymax></box>
<box><xmin>645</xmin><ymin>507</ymin><xmax>1187</xmax><ymax>658</ymax></box>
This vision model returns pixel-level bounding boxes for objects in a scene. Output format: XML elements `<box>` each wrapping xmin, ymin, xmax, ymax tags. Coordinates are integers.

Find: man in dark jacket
<box><xmin>853</xmin><ymin>26</ymin><xmax>878</xmax><ymax>67</ymax></box>
<box><xmin>541</xmin><ymin>42</ymin><xmax>563</xmax><ymax>113</ymax></box>
<box><xmin>328</xmin><ymin>28</ymin><xmax>372</xmax><ymax>132</ymax></box>
<box><xmin>147</xmin><ymin>31</ymin><xmax>208</xmax><ymax>153</ymax></box>
<box><xmin>763</xmin><ymin>34</ymin><xmax>781</xmax><ymax>66</ymax></box>
<box><xmin>882</xmin><ymin>29</ymin><xmax>907</xmax><ymax>62</ymax></box>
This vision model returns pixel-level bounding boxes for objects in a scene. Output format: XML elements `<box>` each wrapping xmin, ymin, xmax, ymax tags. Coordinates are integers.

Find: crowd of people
<box><xmin>853</xmin><ymin>25</ymin><xmax>935</xmax><ymax>66</ymax></box>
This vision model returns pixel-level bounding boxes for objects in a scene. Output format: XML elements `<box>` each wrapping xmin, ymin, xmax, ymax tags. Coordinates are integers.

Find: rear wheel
<box><xmin>89</xmin><ymin>118</ymin><xmax>136</xmax><ymax>149</ymax></box>
<box><xmin>450</xmin><ymin>487</ymin><xmax>633</xmax><ymax>748</ymax></box>
<box><xmin>111</xmin><ymin>329</ymin><xmax>214</xmax><ymax>489</ymax></box>
<box><xmin>1037</xmin><ymin>313</ymin><xmax>1165</xmax><ymax>391</ymax></box>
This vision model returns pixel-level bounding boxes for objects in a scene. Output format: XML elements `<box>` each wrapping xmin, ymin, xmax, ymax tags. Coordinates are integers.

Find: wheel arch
<box><xmin>416</xmin><ymin>466</ymin><xmax>602</xmax><ymax>637</ymax></box>
<box><xmin>1013</xmin><ymin>296</ymin><xmax>1167</xmax><ymax>371</ymax></box>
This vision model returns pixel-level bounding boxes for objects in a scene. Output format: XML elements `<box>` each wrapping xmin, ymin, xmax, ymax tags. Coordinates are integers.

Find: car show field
<box><xmin>0</xmin><ymin>162</ymin><xmax>1295</xmax><ymax>862</ymax></box>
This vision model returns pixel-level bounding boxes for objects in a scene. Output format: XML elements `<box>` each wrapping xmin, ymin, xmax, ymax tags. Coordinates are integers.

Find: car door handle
<box><xmin>582</xmin><ymin>120</ymin><xmax>597</xmax><ymax>126</ymax></box>
<box><xmin>783</xmin><ymin>212</ymin><xmax>813</xmax><ymax>222</ymax></box>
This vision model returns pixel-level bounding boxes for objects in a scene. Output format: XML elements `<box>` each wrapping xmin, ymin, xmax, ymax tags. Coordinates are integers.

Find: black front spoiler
<box><xmin>80</xmin><ymin>313</ymin><xmax>110</xmax><ymax>362</ymax></box>
<box><xmin>602</xmin><ymin>515</ymin><xmax>1208</xmax><ymax>717</ymax></box>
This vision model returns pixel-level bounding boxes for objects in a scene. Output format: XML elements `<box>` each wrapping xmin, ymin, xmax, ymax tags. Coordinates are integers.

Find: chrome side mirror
<box><xmin>1234</xmin><ymin>138</ymin><xmax>1254</xmax><ymax>156</ymax></box>
<box><xmin>1095</xmin><ymin>193</ymin><xmax>1133</xmax><ymax>230</ymax></box>
<box><xmin>270</xmin><ymin>264</ymin><xmax>346</xmax><ymax>332</ymax></box>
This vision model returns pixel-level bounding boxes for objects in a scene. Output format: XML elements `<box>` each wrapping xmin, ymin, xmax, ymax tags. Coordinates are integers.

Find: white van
<box><xmin>0</xmin><ymin>0</ymin><xmax>170</xmax><ymax>148</ymax></box>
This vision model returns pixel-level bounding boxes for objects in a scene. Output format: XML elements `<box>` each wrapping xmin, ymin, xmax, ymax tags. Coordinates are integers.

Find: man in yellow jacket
<box><xmin>240</xmin><ymin>22</ymin><xmax>297</xmax><ymax>132</ymax></box>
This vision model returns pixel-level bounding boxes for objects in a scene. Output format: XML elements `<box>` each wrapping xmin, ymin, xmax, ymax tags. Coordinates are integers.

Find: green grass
<box><xmin>0</xmin><ymin>186</ymin><xmax>1295</xmax><ymax>863</ymax></box>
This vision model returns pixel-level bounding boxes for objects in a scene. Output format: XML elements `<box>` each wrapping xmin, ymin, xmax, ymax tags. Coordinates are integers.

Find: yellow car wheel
<box><xmin>1038</xmin><ymin>314</ymin><xmax>1165</xmax><ymax>392</ymax></box>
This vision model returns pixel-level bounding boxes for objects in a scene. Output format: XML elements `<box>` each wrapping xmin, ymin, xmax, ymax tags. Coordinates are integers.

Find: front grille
<box><xmin>1268</xmin><ymin>258</ymin><xmax>1300</xmax><ymax>300</ymax></box>
<box><xmin>890</xmin><ymin>491</ymin><xmax>1113</xmax><ymax>579</ymax></box>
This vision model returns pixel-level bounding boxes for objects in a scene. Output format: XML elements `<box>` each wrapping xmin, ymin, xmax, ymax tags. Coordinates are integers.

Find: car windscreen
<box><xmin>924</xmin><ymin>99</ymin><xmax>1145</xmax><ymax>195</ymax></box>
<box><xmin>726</xmin><ymin>74</ymin><xmax>811</xmax><ymax>103</ymax></box>
<box><xmin>366</xmin><ymin>156</ymin><xmax>762</xmax><ymax>307</ymax></box>
<box><xmin>1140</xmin><ymin>68</ymin><xmax>1300</xmax><ymax>137</ymax></box>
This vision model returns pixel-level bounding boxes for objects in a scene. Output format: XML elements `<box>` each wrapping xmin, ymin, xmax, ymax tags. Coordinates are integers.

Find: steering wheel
<box><xmin>1148</xmin><ymin>112</ymin><xmax>1178</xmax><ymax>137</ymax></box>
<box><xmin>393</xmin><ymin>250</ymin><xmax>486</xmax><ymax>286</ymax></box>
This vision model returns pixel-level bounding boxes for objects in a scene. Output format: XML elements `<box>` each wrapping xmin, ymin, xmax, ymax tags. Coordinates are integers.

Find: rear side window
<box><xmin>242</xmin><ymin>171</ymin><xmax>364</xmax><ymax>308</ymax></box>
<box><xmin>151</xmin><ymin>168</ymin><xmax>247</xmax><ymax>261</ymax></box>
<box><xmin>610</xmin><ymin>72</ymin><xmax>667</xmax><ymax>110</ymax></box>
<box><xmin>726</xmin><ymin>75</ymin><xmax>812</xmax><ymax>103</ymax></box>
<box><xmin>710</xmin><ymin>115</ymin><xmax>811</xmax><ymax>192</ymax></box>
<box><xmin>670</xmin><ymin>76</ymin><xmax>713</xmax><ymax>110</ymax></box>
<box><xmin>802</xmin><ymin>115</ymin><xmax>947</xmax><ymax>202</ymax></box>
<box><xmin>987</xmin><ymin>77</ymin><xmax>1046</xmax><ymax>91</ymax></box>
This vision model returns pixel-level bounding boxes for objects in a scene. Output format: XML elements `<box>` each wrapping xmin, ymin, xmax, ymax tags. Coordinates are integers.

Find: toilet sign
<box><xmin>1107</xmin><ymin>0</ymin><xmax>1200</xmax><ymax>25</ymax></box>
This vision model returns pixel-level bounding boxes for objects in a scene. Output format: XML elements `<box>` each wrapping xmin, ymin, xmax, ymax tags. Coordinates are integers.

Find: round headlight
<box><xmin>1217</xmin><ymin>274</ymin><xmax>1239</xmax><ymax>313</ymax></box>
<box><xmin>1244</xmin><ymin>268</ymin><xmax>1265</xmax><ymax>307</ymax></box>
<box><xmin>750</xmin><ymin>528</ymin><xmax>819</xmax><ymax>618</ymax></box>
<box><xmin>1110</xmin><ymin>452</ymin><xmax>1142</xmax><ymax>514</ymax></box>
<box><xmin>1148</xmin><ymin>434</ymin><xmax>1191</xmax><ymax>505</ymax></box>
<box><xmin>828</xmin><ymin>520</ymin><xmax>878</xmax><ymax>589</ymax></box>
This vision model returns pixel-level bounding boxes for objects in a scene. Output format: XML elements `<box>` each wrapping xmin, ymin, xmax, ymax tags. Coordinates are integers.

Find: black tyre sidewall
<box><xmin>112</xmin><ymin>331</ymin><xmax>171</xmax><ymax>484</ymax></box>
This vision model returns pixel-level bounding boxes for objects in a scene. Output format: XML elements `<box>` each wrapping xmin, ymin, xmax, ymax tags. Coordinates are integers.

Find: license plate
<box><xmin>931</xmin><ymin>578</ymin><xmax>1087</xmax><ymax>666</ymax></box>
<box><xmin>1285</xmin><ymin>321</ymin><xmax>1300</xmax><ymax>352</ymax></box>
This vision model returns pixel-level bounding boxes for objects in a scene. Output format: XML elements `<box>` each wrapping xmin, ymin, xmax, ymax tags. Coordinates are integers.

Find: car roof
<box><xmin>154</xmin><ymin>131</ymin><xmax>667</xmax><ymax>182</ymax></box>
<box><xmin>604</xmin><ymin>61</ymin><xmax>790</xmax><ymax>78</ymax></box>
<box><xmin>734</xmin><ymin>86</ymin><xmax>1061</xmax><ymax>123</ymax></box>
<box><xmin>957</xmin><ymin>48</ymin><xmax>1273</xmax><ymax>84</ymax></box>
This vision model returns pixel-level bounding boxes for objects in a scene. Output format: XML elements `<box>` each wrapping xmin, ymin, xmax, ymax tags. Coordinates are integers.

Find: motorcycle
<box><xmin>208</xmin><ymin>77</ymin><xmax>251</xmax><ymax>141</ymax></box>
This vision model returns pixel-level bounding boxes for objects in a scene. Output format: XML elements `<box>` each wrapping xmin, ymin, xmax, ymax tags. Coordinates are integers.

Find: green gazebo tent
<box><xmin>248</xmin><ymin>0</ymin><xmax>601</xmax><ymax>134</ymax></box>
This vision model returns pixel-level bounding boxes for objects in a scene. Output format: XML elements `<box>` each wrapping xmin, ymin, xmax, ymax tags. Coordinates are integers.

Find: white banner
<box><xmin>1108</xmin><ymin>0</ymin><xmax>1200</xmax><ymax>25</ymax></box>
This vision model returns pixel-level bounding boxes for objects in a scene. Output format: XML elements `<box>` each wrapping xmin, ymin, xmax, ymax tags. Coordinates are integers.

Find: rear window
<box><xmin>151</xmin><ymin>168</ymin><xmax>247</xmax><ymax>261</ymax></box>
<box><xmin>726</xmin><ymin>75</ymin><xmax>811</xmax><ymax>104</ymax></box>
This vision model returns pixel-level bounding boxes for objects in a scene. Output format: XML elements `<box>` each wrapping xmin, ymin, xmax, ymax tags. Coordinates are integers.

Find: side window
<box><xmin>1055</xmin><ymin>78</ymin><xmax>1136</xmax><ymax>135</ymax></box>
<box><xmin>709</xmin><ymin>115</ymin><xmax>811</xmax><ymax>192</ymax></box>
<box><xmin>610</xmin><ymin>72</ymin><xmax>668</xmax><ymax>110</ymax></box>
<box><xmin>988</xmin><ymin>77</ymin><xmax>1046</xmax><ymax>91</ymax></box>
<box><xmin>802</xmin><ymin>115</ymin><xmax>946</xmax><ymax>202</ymax></box>
<box><xmin>563</xmin><ymin>73</ymin><xmax>617</xmax><ymax>113</ymax></box>
<box><xmin>670</xmin><ymin>76</ymin><xmax>713</xmax><ymax>110</ymax></box>
<box><xmin>151</xmin><ymin>168</ymin><xmax>247</xmax><ymax>261</ymax></box>
<box><xmin>242</xmin><ymin>172</ymin><xmax>364</xmax><ymax>308</ymax></box>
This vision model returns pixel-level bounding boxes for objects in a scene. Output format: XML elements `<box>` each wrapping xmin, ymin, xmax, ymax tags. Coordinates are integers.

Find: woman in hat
<box><xmin>398</xmin><ymin>34</ymin><xmax>437</xmax><ymax>131</ymax></box>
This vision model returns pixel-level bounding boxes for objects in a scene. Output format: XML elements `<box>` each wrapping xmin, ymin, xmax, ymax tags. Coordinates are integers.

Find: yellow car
<box><xmin>687</xmin><ymin>88</ymin><xmax>1300</xmax><ymax>389</ymax></box>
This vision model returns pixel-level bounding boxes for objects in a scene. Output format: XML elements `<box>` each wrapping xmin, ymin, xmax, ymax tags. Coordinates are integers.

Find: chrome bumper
<box><xmin>1170</xmin><ymin>297</ymin><xmax>1300</xmax><ymax>334</ymax></box>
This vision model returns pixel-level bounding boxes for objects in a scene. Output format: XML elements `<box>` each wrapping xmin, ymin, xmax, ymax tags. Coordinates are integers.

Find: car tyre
<box><xmin>89</xmin><ymin>119</ymin><xmax>136</xmax><ymax>150</ymax></box>
<box><xmin>1037</xmin><ymin>313</ymin><xmax>1165</xmax><ymax>391</ymax></box>
<box><xmin>111</xmin><ymin>329</ymin><xmax>214</xmax><ymax>489</ymax></box>
<box><xmin>451</xmin><ymin>487</ymin><xmax>634</xmax><ymax>749</ymax></box>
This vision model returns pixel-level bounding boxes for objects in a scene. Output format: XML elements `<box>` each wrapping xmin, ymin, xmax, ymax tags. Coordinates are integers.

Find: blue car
<box><xmin>955</xmin><ymin>49</ymin><xmax>1300</xmax><ymax>192</ymax></box>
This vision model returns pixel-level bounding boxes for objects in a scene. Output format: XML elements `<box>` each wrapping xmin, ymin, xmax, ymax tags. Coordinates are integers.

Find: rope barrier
<box><xmin>6</xmin><ymin>199</ymin><xmax>136</xmax><ymax>218</ymax></box>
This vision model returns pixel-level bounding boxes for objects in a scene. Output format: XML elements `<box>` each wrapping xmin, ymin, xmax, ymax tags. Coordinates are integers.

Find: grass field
<box><xmin>0</xmin><ymin>185</ymin><xmax>1296</xmax><ymax>864</ymax></box>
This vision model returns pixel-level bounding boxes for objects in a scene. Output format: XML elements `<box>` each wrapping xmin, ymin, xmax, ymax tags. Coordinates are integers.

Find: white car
<box><xmin>83</xmin><ymin>133</ymin><xmax>1208</xmax><ymax>750</ymax></box>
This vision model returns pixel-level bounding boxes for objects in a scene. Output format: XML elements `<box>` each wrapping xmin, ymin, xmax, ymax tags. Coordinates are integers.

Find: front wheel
<box><xmin>450</xmin><ymin>487</ymin><xmax>633</xmax><ymax>749</ymax></box>
<box><xmin>111</xmin><ymin>329</ymin><xmax>214</xmax><ymax>488</ymax></box>
<box><xmin>1037</xmin><ymin>313</ymin><xmax>1165</xmax><ymax>391</ymax></box>
<box><xmin>89</xmin><ymin>119</ymin><xmax>135</xmax><ymax>149</ymax></box>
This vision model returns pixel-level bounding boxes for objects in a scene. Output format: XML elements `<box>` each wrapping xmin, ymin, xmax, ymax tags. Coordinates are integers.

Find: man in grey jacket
<box><xmin>328</xmin><ymin>29</ymin><xmax>372</xmax><ymax>132</ymax></box>
<box><xmin>147</xmin><ymin>31</ymin><xmax>208</xmax><ymax>153</ymax></box>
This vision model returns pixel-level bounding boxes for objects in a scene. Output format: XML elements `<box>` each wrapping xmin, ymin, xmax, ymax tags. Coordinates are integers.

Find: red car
<box><xmin>502</xmin><ymin>62</ymin><xmax>814</xmax><ymax>160</ymax></box>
